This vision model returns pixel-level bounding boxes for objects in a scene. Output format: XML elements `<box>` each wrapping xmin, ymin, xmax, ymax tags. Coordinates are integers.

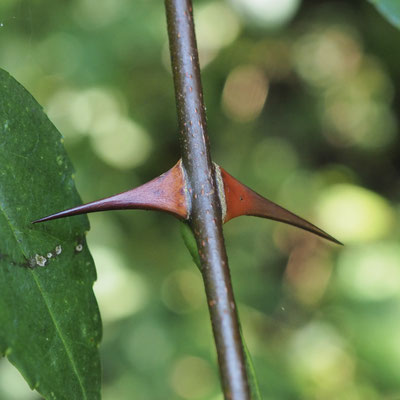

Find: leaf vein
<box><xmin>0</xmin><ymin>201</ymin><xmax>88</xmax><ymax>399</ymax></box>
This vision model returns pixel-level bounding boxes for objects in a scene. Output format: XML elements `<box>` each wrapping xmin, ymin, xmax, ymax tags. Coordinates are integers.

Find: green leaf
<box><xmin>368</xmin><ymin>0</ymin><xmax>400</xmax><ymax>28</ymax></box>
<box><xmin>180</xmin><ymin>222</ymin><xmax>262</xmax><ymax>400</ymax></box>
<box><xmin>180</xmin><ymin>222</ymin><xmax>202</xmax><ymax>268</ymax></box>
<box><xmin>0</xmin><ymin>68</ymin><xmax>102</xmax><ymax>399</ymax></box>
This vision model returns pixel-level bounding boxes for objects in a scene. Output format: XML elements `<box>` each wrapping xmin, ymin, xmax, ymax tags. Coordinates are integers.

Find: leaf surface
<box><xmin>368</xmin><ymin>0</ymin><xmax>400</xmax><ymax>28</ymax></box>
<box><xmin>0</xmin><ymin>68</ymin><xmax>101</xmax><ymax>400</ymax></box>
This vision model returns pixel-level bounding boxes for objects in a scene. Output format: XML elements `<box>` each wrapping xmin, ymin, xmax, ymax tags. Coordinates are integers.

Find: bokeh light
<box><xmin>47</xmin><ymin>87</ymin><xmax>152</xmax><ymax>169</ymax></box>
<box><xmin>285</xmin><ymin>246</ymin><xmax>333</xmax><ymax>305</ymax></box>
<box><xmin>316</xmin><ymin>184</ymin><xmax>394</xmax><ymax>243</ymax></box>
<box><xmin>196</xmin><ymin>1</ymin><xmax>241</xmax><ymax>66</ymax></box>
<box><xmin>169</xmin><ymin>356</ymin><xmax>217</xmax><ymax>399</ymax></box>
<box><xmin>72</xmin><ymin>0</ymin><xmax>128</xmax><ymax>29</ymax></box>
<box><xmin>293</xmin><ymin>26</ymin><xmax>362</xmax><ymax>87</ymax></box>
<box><xmin>293</xmin><ymin>25</ymin><xmax>397</xmax><ymax>150</ymax></box>
<box><xmin>161</xmin><ymin>268</ymin><xmax>204</xmax><ymax>314</ymax></box>
<box><xmin>288</xmin><ymin>321</ymin><xmax>354</xmax><ymax>394</ymax></box>
<box><xmin>92</xmin><ymin>245</ymin><xmax>148</xmax><ymax>322</ymax></box>
<box><xmin>0</xmin><ymin>360</ymin><xmax>37</xmax><ymax>400</ymax></box>
<box><xmin>122</xmin><ymin>320</ymin><xmax>173</xmax><ymax>371</ymax></box>
<box><xmin>222</xmin><ymin>65</ymin><xmax>269</xmax><ymax>122</ymax></box>
<box><xmin>89</xmin><ymin>114</ymin><xmax>152</xmax><ymax>170</ymax></box>
<box><xmin>35</xmin><ymin>33</ymin><xmax>83</xmax><ymax>77</ymax></box>
<box><xmin>229</xmin><ymin>0</ymin><xmax>301</xmax><ymax>28</ymax></box>
<box><xmin>337</xmin><ymin>242</ymin><xmax>400</xmax><ymax>301</ymax></box>
<box><xmin>1</xmin><ymin>0</ymin><xmax>400</xmax><ymax>398</ymax></box>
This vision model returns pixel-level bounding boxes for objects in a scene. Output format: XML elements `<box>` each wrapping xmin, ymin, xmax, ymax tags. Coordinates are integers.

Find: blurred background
<box><xmin>1</xmin><ymin>0</ymin><xmax>400</xmax><ymax>399</ymax></box>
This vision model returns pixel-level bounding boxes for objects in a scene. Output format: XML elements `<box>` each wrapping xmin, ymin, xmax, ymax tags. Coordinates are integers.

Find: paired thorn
<box><xmin>33</xmin><ymin>159</ymin><xmax>341</xmax><ymax>245</ymax></box>
<box><xmin>33</xmin><ymin>161</ymin><xmax>188</xmax><ymax>224</ymax></box>
<box><xmin>219</xmin><ymin>167</ymin><xmax>342</xmax><ymax>245</ymax></box>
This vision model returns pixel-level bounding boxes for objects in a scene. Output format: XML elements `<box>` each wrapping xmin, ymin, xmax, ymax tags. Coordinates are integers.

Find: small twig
<box><xmin>164</xmin><ymin>0</ymin><xmax>251</xmax><ymax>398</ymax></box>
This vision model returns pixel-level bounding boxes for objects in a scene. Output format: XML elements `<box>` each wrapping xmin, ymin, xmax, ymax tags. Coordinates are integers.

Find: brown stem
<box><xmin>165</xmin><ymin>1</ymin><xmax>251</xmax><ymax>399</ymax></box>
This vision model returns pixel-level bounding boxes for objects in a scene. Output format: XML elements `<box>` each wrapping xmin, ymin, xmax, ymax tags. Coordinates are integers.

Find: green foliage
<box><xmin>0</xmin><ymin>69</ymin><xmax>101</xmax><ymax>400</ymax></box>
<box><xmin>368</xmin><ymin>0</ymin><xmax>400</xmax><ymax>28</ymax></box>
<box><xmin>180</xmin><ymin>222</ymin><xmax>202</xmax><ymax>268</ymax></box>
<box><xmin>1</xmin><ymin>1</ymin><xmax>400</xmax><ymax>399</ymax></box>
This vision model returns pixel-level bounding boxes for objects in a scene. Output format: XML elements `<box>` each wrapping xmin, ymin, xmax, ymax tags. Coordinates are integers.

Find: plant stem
<box><xmin>165</xmin><ymin>1</ymin><xmax>251</xmax><ymax>399</ymax></box>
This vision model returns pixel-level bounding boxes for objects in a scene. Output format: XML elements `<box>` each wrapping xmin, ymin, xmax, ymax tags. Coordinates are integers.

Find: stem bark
<box><xmin>164</xmin><ymin>1</ymin><xmax>251</xmax><ymax>399</ymax></box>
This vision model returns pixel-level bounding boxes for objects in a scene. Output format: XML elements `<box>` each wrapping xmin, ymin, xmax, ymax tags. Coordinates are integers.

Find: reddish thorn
<box><xmin>219</xmin><ymin>167</ymin><xmax>342</xmax><ymax>245</ymax></box>
<box><xmin>32</xmin><ymin>160</ymin><xmax>188</xmax><ymax>224</ymax></box>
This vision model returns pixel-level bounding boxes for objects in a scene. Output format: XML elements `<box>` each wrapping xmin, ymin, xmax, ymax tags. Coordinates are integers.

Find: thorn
<box><xmin>219</xmin><ymin>167</ymin><xmax>342</xmax><ymax>245</ymax></box>
<box><xmin>32</xmin><ymin>160</ymin><xmax>189</xmax><ymax>224</ymax></box>
<box><xmin>32</xmin><ymin>156</ymin><xmax>342</xmax><ymax>246</ymax></box>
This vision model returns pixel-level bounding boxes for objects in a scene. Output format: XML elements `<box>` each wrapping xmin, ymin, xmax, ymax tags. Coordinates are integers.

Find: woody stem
<box><xmin>164</xmin><ymin>0</ymin><xmax>251</xmax><ymax>399</ymax></box>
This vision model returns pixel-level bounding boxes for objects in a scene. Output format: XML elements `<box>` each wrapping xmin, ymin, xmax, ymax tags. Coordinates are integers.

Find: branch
<box><xmin>31</xmin><ymin>1</ymin><xmax>342</xmax><ymax>398</ymax></box>
<box><xmin>164</xmin><ymin>0</ymin><xmax>251</xmax><ymax>398</ymax></box>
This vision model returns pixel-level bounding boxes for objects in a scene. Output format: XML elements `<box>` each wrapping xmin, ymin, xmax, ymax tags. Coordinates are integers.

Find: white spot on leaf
<box><xmin>35</xmin><ymin>254</ymin><xmax>47</xmax><ymax>267</ymax></box>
